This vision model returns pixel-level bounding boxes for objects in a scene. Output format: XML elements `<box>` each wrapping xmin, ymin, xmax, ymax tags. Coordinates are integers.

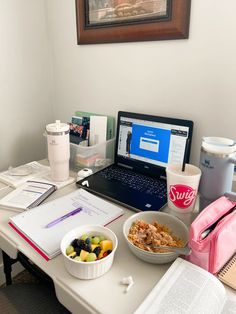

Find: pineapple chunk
<box><xmin>98</xmin><ymin>249</ymin><xmax>105</xmax><ymax>259</ymax></box>
<box><xmin>100</xmin><ymin>240</ymin><xmax>113</xmax><ymax>251</ymax></box>
<box><xmin>79</xmin><ymin>249</ymin><xmax>89</xmax><ymax>261</ymax></box>
<box><xmin>68</xmin><ymin>251</ymin><xmax>76</xmax><ymax>258</ymax></box>
<box><xmin>91</xmin><ymin>244</ymin><xmax>99</xmax><ymax>251</ymax></box>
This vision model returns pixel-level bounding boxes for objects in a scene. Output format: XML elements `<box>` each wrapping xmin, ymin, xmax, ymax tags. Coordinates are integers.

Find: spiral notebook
<box><xmin>9</xmin><ymin>189</ymin><xmax>124</xmax><ymax>260</ymax></box>
<box><xmin>218</xmin><ymin>253</ymin><xmax>236</xmax><ymax>290</ymax></box>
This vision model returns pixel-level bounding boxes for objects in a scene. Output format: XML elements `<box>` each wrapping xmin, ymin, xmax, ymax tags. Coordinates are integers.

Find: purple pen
<box><xmin>45</xmin><ymin>207</ymin><xmax>82</xmax><ymax>228</ymax></box>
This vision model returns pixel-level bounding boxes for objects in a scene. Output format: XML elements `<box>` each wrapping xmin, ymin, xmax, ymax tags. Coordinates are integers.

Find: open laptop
<box><xmin>77</xmin><ymin>111</ymin><xmax>193</xmax><ymax>212</ymax></box>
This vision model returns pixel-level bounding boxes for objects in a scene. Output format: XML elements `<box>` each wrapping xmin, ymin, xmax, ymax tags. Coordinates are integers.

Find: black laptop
<box><xmin>77</xmin><ymin>111</ymin><xmax>193</xmax><ymax>212</ymax></box>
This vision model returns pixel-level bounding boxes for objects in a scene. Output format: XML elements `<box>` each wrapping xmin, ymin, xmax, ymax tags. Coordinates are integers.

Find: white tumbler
<box><xmin>46</xmin><ymin>120</ymin><xmax>70</xmax><ymax>181</ymax></box>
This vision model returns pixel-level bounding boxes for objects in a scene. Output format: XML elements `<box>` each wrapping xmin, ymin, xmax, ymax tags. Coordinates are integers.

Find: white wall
<box><xmin>46</xmin><ymin>0</ymin><xmax>236</xmax><ymax>166</ymax></box>
<box><xmin>0</xmin><ymin>0</ymin><xmax>53</xmax><ymax>171</ymax></box>
<box><xmin>0</xmin><ymin>1</ymin><xmax>235</xmax><ymax>168</ymax></box>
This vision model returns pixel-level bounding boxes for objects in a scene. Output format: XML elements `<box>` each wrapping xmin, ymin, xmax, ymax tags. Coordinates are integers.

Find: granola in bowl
<box><xmin>128</xmin><ymin>219</ymin><xmax>184</xmax><ymax>253</ymax></box>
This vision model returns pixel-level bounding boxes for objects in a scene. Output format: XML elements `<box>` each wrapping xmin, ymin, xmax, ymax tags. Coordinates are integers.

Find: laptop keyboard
<box><xmin>97</xmin><ymin>166</ymin><xmax>167</xmax><ymax>199</ymax></box>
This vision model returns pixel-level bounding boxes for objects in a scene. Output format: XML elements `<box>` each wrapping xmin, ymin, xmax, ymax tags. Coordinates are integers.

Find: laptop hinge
<box><xmin>117</xmin><ymin>163</ymin><xmax>133</xmax><ymax>170</ymax></box>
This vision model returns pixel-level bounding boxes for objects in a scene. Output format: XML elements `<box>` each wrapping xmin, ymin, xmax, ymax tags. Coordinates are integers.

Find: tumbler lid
<box><xmin>46</xmin><ymin>120</ymin><xmax>69</xmax><ymax>134</ymax></box>
<box><xmin>202</xmin><ymin>137</ymin><xmax>236</xmax><ymax>155</ymax></box>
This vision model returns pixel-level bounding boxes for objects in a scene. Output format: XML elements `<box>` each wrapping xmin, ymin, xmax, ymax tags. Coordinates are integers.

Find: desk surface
<box><xmin>0</xmin><ymin>182</ymin><xmax>235</xmax><ymax>314</ymax></box>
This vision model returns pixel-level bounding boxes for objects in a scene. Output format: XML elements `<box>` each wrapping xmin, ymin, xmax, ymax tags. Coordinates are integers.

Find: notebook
<box><xmin>9</xmin><ymin>189</ymin><xmax>124</xmax><ymax>260</ymax></box>
<box><xmin>218</xmin><ymin>253</ymin><xmax>236</xmax><ymax>290</ymax></box>
<box><xmin>77</xmin><ymin>111</ymin><xmax>193</xmax><ymax>212</ymax></box>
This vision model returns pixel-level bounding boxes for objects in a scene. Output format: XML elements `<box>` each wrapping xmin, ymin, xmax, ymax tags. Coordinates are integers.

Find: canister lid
<box><xmin>202</xmin><ymin>137</ymin><xmax>236</xmax><ymax>155</ymax></box>
<box><xmin>46</xmin><ymin>120</ymin><xmax>69</xmax><ymax>133</ymax></box>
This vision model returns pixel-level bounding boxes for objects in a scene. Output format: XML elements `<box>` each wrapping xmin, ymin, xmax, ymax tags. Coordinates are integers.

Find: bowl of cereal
<box><xmin>123</xmin><ymin>211</ymin><xmax>189</xmax><ymax>264</ymax></box>
<box><xmin>60</xmin><ymin>224</ymin><xmax>118</xmax><ymax>279</ymax></box>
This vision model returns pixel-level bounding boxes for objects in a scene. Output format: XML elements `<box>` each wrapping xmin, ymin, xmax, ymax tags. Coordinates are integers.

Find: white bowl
<box><xmin>60</xmin><ymin>224</ymin><xmax>118</xmax><ymax>279</ymax></box>
<box><xmin>123</xmin><ymin>211</ymin><xmax>189</xmax><ymax>264</ymax></box>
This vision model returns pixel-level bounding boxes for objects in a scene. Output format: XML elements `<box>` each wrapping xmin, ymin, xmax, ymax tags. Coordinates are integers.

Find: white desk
<box><xmin>0</xmin><ymin>183</ymin><xmax>235</xmax><ymax>314</ymax></box>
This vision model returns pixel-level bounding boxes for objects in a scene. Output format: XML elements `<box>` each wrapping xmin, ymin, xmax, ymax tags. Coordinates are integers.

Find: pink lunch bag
<box><xmin>187</xmin><ymin>196</ymin><xmax>236</xmax><ymax>274</ymax></box>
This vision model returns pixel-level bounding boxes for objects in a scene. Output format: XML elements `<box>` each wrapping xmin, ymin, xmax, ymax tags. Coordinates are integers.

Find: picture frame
<box><xmin>75</xmin><ymin>0</ymin><xmax>191</xmax><ymax>45</ymax></box>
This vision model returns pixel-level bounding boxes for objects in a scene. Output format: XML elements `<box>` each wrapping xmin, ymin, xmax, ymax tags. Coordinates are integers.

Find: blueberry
<box><xmin>107</xmin><ymin>250</ymin><xmax>112</xmax><ymax>255</ymax></box>
<box><xmin>71</xmin><ymin>238</ymin><xmax>79</xmax><ymax>248</ymax></box>
<box><xmin>77</xmin><ymin>239</ymin><xmax>86</xmax><ymax>249</ymax></box>
<box><xmin>85</xmin><ymin>244</ymin><xmax>92</xmax><ymax>253</ymax></box>
<box><xmin>75</xmin><ymin>247</ymin><xmax>82</xmax><ymax>255</ymax></box>
<box><xmin>85</xmin><ymin>237</ymin><xmax>91</xmax><ymax>245</ymax></box>
<box><xmin>93</xmin><ymin>246</ymin><xmax>102</xmax><ymax>257</ymax></box>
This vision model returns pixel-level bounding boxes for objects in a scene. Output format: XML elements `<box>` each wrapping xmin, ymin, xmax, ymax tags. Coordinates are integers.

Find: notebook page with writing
<box><xmin>218</xmin><ymin>253</ymin><xmax>236</xmax><ymax>290</ymax></box>
<box><xmin>9</xmin><ymin>189</ymin><xmax>124</xmax><ymax>260</ymax></box>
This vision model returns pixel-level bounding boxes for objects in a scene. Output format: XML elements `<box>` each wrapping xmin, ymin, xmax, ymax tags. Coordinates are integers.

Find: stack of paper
<box><xmin>0</xmin><ymin>161</ymin><xmax>50</xmax><ymax>188</ymax></box>
<box><xmin>0</xmin><ymin>161</ymin><xmax>75</xmax><ymax>190</ymax></box>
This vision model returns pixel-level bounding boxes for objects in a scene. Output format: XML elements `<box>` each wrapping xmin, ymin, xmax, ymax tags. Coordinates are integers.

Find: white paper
<box><xmin>0</xmin><ymin>161</ymin><xmax>50</xmax><ymax>188</ymax></box>
<box><xmin>135</xmin><ymin>258</ymin><xmax>227</xmax><ymax>314</ymax></box>
<box><xmin>89</xmin><ymin>116</ymin><xmax>107</xmax><ymax>146</ymax></box>
<box><xmin>9</xmin><ymin>189</ymin><xmax>124</xmax><ymax>258</ymax></box>
<box><xmin>38</xmin><ymin>174</ymin><xmax>75</xmax><ymax>190</ymax></box>
<box><xmin>222</xmin><ymin>298</ymin><xmax>236</xmax><ymax>314</ymax></box>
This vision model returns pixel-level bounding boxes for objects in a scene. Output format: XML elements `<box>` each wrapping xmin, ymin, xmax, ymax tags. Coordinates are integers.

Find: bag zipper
<box><xmin>199</xmin><ymin>205</ymin><xmax>236</xmax><ymax>242</ymax></box>
<box><xmin>209</xmin><ymin>209</ymin><xmax>236</xmax><ymax>273</ymax></box>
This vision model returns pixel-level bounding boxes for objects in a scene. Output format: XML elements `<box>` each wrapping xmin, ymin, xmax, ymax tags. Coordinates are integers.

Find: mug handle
<box><xmin>229</xmin><ymin>157</ymin><xmax>236</xmax><ymax>165</ymax></box>
<box><xmin>224</xmin><ymin>191</ymin><xmax>236</xmax><ymax>202</ymax></box>
<box><xmin>224</xmin><ymin>157</ymin><xmax>236</xmax><ymax>201</ymax></box>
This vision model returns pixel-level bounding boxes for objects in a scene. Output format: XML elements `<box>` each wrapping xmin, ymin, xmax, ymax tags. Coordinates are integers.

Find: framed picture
<box><xmin>75</xmin><ymin>0</ymin><xmax>191</xmax><ymax>44</ymax></box>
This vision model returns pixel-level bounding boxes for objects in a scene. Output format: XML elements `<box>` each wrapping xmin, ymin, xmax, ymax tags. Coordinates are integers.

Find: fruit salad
<box><xmin>66</xmin><ymin>233</ymin><xmax>113</xmax><ymax>262</ymax></box>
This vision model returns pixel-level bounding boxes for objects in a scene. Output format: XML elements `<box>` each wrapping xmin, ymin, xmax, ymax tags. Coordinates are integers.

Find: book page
<box><xmin>222</xmin><ymin>298</ymin><xmax>236</xmax><ymax>314</ymax></box>
<box><xmin>135</xmin><ymin>258</ymin><xmax>226</xmax><ymax>314</ymax></box>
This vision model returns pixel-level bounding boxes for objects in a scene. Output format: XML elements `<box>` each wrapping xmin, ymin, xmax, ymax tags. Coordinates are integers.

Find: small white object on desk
<box><xmin>121</xmin><ymin>276</ymin><xmax>134</xmax><ymax>293</ymax></box>
<box><xmin>77</xmin><ymin>168</ymin><xmax>93</xmax><ymax>181</ymax></box>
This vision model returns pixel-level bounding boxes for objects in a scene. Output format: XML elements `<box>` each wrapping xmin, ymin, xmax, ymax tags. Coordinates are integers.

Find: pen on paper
<box><xmin>45</xmin><ymin>207</ymin><xmax>82</xmax><ymax>228</ymax></box>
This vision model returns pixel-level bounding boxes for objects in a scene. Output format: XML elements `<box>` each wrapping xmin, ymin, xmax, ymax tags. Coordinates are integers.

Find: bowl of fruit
<box><xmin>60</xmin><ymin>224</ymin><xmax>118</xmax><ymax>279</ymax></box>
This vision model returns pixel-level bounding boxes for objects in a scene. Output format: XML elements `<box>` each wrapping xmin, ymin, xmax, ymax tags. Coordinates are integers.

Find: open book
<box><xmin>135</xmin><ymin>258</ymin><xmax>236</xmax><ymax>314</ymax></box>
<box><xmin>0</xmin><ymin>181</ymin><xmax>56</xmax><ymax>211</ymax></box>
<box><xmin>9</xmin><ymin>189</ymin><xmax>124</xmax><ymax>260</ymax></box>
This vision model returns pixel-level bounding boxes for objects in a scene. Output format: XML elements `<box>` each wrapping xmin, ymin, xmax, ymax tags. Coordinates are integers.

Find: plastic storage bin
<box><xmin>70</xmin><ymin>138</ymin><xmax>115</xmax><ymax>170</ymax></box>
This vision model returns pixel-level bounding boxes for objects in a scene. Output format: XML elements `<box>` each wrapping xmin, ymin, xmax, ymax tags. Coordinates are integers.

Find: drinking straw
<box><xmin>182</xmin><ymin>138</ymin><xmax>190</xmax><ymax>172</ymax></box>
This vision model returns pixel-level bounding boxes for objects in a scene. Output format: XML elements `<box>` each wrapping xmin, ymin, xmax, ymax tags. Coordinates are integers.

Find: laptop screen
<box><xmin>115</xmin><ymin>112</ymin><xmax>193</xmax><ymax>177</ymax></box>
